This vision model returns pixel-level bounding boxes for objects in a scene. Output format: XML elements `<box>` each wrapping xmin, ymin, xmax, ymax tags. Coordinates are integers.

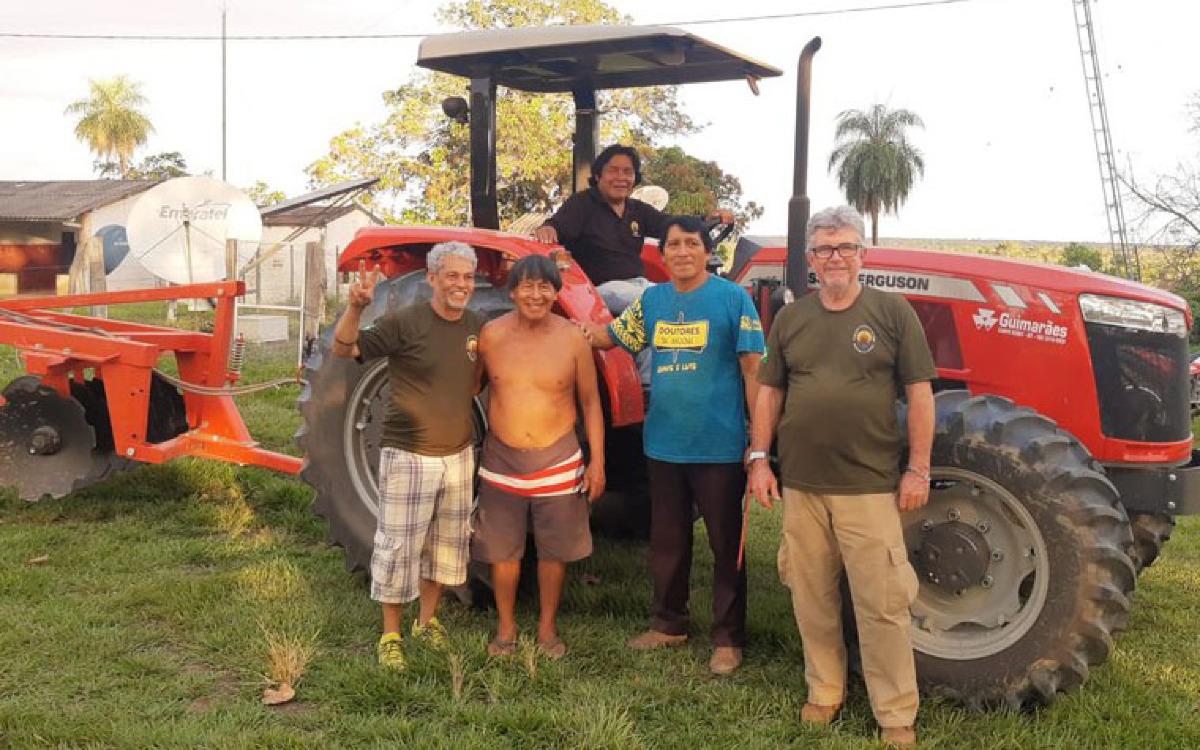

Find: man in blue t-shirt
<box><xmin>582</xmin><ymin>215</ymin><xmax>764</xmax><ymax>675</ymax></box>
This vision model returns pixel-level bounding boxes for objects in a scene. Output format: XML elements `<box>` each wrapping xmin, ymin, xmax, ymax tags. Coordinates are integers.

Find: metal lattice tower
<box><xmin>1072</xmin><ymin>0</ymin><xmax>1139</xmax><ymax>280</ymax></box>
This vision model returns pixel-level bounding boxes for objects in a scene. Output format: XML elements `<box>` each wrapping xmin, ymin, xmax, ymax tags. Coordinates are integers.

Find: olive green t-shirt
<box><xmin>758</xmin><ymin>286</ymin><xmax>935</xmax><ymax>494</ymax></box>
<box><xmin>357</xmin><ymin>304</ymin><xmax>483</xmax><ymax>456</ymax></box>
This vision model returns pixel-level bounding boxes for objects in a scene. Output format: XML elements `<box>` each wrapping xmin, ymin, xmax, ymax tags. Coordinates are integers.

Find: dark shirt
<box><xmin>357</xmin><ymin>303</ymin><xmax>484</xmax><ymax>455</ymax></box>
<box><xmin>543</xmin><ymin>187</ymin><xmax>668</xmax><ymax>286</ymax></box>
<box><xmin>757</xmin><ymin>287</ymin><xmax>936</xmax><ymax>494</ymax></box>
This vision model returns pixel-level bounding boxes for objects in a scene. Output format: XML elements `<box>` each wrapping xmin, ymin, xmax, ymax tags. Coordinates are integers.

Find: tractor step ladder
<box><xmin>1072</xmin><ymin>0</ymin><xmax>1139</xmax><ymax>281</ymax></box>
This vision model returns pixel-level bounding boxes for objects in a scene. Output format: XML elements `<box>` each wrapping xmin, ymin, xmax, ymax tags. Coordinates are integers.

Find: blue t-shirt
<box><xmin>608</xmin><ymin>275</ymin><xmax>765</xmax><ymax>463</ymax></box>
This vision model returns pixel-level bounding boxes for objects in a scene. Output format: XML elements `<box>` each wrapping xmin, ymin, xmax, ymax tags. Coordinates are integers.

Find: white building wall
<box><xmin>252</xmin><ymin>210</ymin><xmax>376</xmax><ymax>305</ymax></box>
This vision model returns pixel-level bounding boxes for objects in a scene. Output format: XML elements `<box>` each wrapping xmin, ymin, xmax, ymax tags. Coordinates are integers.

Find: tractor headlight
<box><xmin>1079</xmin><ymin>294</ymin><xmax>1188</xmax><ymax>338</ymax></box>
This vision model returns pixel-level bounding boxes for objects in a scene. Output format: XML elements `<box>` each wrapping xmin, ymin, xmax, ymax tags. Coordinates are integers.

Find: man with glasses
<box><xmin>473</xmin><ymin>254</ymin><xmax>606</xmax><ymax>659</ymax></box>
<box><xmin>746</xmin><ymin>205</ymin><xmax>935</xmax><ymax>747</ymax></box>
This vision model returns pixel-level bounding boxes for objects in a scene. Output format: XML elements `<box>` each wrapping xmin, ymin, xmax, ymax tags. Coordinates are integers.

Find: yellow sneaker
<box><xmin>411</xmin><ymin>616</ymin><xmax>449</xmax><ymax>651</ymax></box>
<box><xmin>377</xmin><ymin>632</ymin><xmax>406</xmax><ymax>670</ymax></box>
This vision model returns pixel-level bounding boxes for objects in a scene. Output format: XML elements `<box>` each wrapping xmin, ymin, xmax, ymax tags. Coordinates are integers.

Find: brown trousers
<box><xmin>779</xmin><ymin>488</ymin><xmax>920</xmax><ymax>728</ymax></box>
<box><xmin>647</xmin><ymin>460</ymin><xmax>747</xmax><ymax>647</ymax></box>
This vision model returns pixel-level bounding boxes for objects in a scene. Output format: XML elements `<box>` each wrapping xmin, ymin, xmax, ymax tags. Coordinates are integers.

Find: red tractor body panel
<box><xmin>734</xmin><ymin>244</ymin><xmax>1194</xmax><ymax>466</ymax></box>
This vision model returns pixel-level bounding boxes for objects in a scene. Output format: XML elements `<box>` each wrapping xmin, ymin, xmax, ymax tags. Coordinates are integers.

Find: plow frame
<box><xmin>0</xmin><ymin>281</ymin><xmax>302</xmax><ymax>475</ymax></box>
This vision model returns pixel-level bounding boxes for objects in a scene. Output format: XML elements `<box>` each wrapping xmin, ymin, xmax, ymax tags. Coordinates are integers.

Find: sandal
<box><xmin>537</xmin><ymin>637</ymin><xmax>567</xmax><ymax>660</ymax></box>
<box><xmin>487</xmin><ymin>635</ymin><xmax>518</xmax><ymax>656</ymax></box>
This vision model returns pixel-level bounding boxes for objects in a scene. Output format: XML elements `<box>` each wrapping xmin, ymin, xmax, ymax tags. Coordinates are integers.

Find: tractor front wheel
<box><xmin>908</xmin><ymin>391</ymin><xmax>1136</xmax><ymax>709</ymax></box>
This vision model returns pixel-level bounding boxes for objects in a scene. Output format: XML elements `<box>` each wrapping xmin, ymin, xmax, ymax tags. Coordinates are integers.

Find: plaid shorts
<box><xmin>369</xmin><ymin>444</ymin><xmax>475</xmax><ymax>604</ymax></box>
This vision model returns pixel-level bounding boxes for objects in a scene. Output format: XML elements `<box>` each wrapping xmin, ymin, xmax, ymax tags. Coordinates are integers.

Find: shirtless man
<box><xmin>473</xmin><ymin>254</ymin><xmax>606</xmax><ymax>658</ymax></box>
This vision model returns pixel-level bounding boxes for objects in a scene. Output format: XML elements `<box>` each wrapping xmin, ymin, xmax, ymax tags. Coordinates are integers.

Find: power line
<box><xmin>0</xmin><ymin>0</ymin><xmax>974</xmax><ymax>42</ymax></box>
<box><xmin>657</xmin><ymin>0</ymin><xmax>970</xmax><ymax>26</ymax></box>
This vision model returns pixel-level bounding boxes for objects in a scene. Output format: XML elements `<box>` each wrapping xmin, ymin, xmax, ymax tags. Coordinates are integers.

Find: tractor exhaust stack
<box><xmin>785</xmin><ymin>36</ymin><xmax>822</xmax><ymax>299</ymax></box>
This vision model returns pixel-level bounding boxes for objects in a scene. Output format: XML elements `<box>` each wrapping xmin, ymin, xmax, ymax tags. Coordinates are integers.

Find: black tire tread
<box><xmin>922</xmin><ymin>391</ymin><xmax>1135</xmax><ymax>710</ymax></box>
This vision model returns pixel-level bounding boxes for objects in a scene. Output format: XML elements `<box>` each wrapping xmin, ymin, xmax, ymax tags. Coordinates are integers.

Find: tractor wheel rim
<box><xmin>342</xmin><ymin>359</ymin><xmax>389</xmax><ymax>519</ymax></box>
<box><xmin>906</xmin><ymin>466</ymin><xmax>1050</xmax><ymax>660</ymax></box>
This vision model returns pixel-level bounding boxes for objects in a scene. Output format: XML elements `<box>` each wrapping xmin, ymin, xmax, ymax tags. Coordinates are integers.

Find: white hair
<box><xmin>806</xmin><ymin>206</ymin><xmax>866</xmax><ymax>248</ymax></box>
<box><xmin>427</xmin><ymin>241</ymin><xmax>477</xmax><ymax>272</ymax></box>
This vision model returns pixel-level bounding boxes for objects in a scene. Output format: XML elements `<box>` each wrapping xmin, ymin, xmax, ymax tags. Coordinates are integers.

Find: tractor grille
<box><xmin>1085</xmin><ymin>323</ymin><xmax>1190</xmax><ymax>443</ymax></box>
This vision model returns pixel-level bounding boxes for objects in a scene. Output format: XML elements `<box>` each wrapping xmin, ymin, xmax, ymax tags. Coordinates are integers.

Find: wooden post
<box><xmin>225</xmin><ymin>238</ymin><xmax>239</xmax><ymax>281</ymax></box>
<box><xmin>302</xmin><ymin>241</ymin><xmax>327</xmax><ymax>344</ymax></box>
<box><xmin>86</xmin><ymin>237</ymin><xmax>107</xmax><ymax>318</ymax></box>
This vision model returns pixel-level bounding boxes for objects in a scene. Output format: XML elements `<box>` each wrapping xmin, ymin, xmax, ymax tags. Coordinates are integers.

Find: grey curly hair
<box><xmin>806</xmin><ymin>206</ymin><xmax>866</xmax><ymax>248</ymax></box>
<box><xmin>427</xmin><ymin>241</ymin><xmax>478</xmax><ymax>272</ymax></box>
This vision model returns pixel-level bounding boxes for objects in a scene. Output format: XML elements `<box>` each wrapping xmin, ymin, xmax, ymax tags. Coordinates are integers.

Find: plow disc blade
<box><xmin>0</xmin><ymin>377</ymin><xmax>103</xmax><ymax>501</ymax></box>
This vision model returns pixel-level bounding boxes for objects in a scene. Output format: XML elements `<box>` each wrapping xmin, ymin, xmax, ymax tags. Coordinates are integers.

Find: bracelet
<box><xmin>905</xmin><ymin>466</ymin><xmax>931</xmax><ymax>482</ymax></box>
<box><xmin>335</xmin><ymin>336</ymin><xmax>357</xmax><ymax>347</ymax></box>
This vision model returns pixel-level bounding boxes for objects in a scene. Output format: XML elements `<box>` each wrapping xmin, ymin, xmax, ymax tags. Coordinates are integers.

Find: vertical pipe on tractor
<box><xmin>785</xmin><ymin>37</ymin><xmax>822</xmax><ymax>300</ymax></box>
<box><xmin>469</xmin><ymin>75</ymin><xmax>500</xmax><ymax>229</ymax></box>
<box><xmin>571</xmin><ymin>85</ymin><xmax>599</xmax><ymax>195</ymax></box>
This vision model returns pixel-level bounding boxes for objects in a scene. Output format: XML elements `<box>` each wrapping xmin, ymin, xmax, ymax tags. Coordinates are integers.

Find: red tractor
<box><xmin>297</xmin><ymin>25</ymin><xmax>1200</xmax><ymax>709</ymax></box>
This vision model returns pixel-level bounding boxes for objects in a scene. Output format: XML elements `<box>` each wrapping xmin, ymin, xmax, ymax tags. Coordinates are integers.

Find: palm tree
<box><xmin>827</xmin><ymin>104</ymin><xmax>925</xmax><ymax>245</ymax></box>
<box><xmin>65</xmin><ymin>76</ymin><xmax>154</xmax><ymax>178</ymax></box>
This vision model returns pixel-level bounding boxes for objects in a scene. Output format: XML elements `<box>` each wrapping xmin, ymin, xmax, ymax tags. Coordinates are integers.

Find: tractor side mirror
<box><xmin>441</xmin><ymin>96</ymin><xmax>469</xmax><ymax>124</ymax></box>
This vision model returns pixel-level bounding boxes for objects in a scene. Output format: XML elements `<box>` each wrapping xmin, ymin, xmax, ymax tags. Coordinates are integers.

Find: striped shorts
<box><xmin>369</xmin><ymin>444</ymin><xmax>474</xmax><ymax>604</ymax></box>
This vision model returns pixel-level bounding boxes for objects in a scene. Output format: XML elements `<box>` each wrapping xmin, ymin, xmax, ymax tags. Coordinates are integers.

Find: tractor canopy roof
<box><xmin>417</xmin><ymin>24</ymin><xmax>782</xmax><ymax>92</ymax></box>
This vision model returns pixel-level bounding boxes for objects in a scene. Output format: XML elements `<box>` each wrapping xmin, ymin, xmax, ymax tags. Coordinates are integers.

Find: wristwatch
<box><xmin>745</xmin><ymin>450</ymin><xmax>768</xmax><ymax>467</ymax></box>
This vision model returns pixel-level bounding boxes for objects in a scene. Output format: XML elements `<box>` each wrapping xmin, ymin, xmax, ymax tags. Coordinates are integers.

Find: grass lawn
<box><xmin>1</xmin><ymin>307</ymin><xmax>1199</xmax><ymax>748</ymax></box>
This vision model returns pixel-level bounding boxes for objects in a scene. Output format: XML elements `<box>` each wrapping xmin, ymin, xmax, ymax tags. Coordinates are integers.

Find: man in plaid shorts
<box><xmin>332</xmin><ymin>241</ymin><xmax>484</xmax><ymax>670</ymax></box>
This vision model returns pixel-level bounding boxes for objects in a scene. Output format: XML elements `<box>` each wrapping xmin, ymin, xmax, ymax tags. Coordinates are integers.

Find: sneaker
<box><xmin>626</xmin><ymin>630</ymin><xmax>688</xmax><ymax>651</ymax></box>
<box><xmin>709</xmin><ymin>646</ymin><xmax>743</xmax><ymax>675</ymax></box>
<box><xmin>377</xmin><ymin>632</ymin><xmax>406</xmax><ymax>670</ymax></box>
<box><xmin>411</xmin><ymin>616</ymin><xmax>449</xmax><ymax>650</ymax></box>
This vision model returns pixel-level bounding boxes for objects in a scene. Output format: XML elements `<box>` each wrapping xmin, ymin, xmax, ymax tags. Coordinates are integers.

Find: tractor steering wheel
<box><xmin>704</xmin><ymin>216</ymin><xmax>736</xmax><ymax>247</ymax></box>
<box><xmin>703</xmin><ymin>216</ymin><xmax>735</xmax><ymax>275</ymax></box>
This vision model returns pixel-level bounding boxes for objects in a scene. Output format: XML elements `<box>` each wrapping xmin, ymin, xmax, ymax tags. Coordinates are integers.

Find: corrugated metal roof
<box><xmin>0</xmin><ymin>179</ymin><xmax>162</xmax><ymax>221</ymax></box>
<box><xmin>262</xmin><ymin>205</ymin><xmax>360</xmax><ymax>227</ymax></box>
<box><xmin>259</xmin><ymin>177</ymin><xmax>379</xmax><ymax>216</ymax></box>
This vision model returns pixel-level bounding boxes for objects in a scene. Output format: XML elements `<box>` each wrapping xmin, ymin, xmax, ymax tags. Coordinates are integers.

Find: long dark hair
<box><xmin>588</xmin><ymin>144</ymin><xmax>642</xmax><ymax>188</ymax></box>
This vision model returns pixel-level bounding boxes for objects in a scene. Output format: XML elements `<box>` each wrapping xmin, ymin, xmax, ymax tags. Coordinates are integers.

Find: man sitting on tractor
<box><xmin>535</xmin><ymin>144</ymin><xmax>733</xmax><ymax>315</ymax></box>
<box><xmin>472</xmin><ymin>254</ymin><xmax>606</xmax><ymax>658</ymax></box>
<box><xmin>331</xmin><ymin>241</ymin><xmax>485</xmax><ymax>671</ymax></box>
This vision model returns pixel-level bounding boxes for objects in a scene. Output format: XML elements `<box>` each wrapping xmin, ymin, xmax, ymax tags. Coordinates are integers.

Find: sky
<box><xmin>2</xmin><ymin>0</ymin><xmax>1197</xmax><ymax>243</ymax></box>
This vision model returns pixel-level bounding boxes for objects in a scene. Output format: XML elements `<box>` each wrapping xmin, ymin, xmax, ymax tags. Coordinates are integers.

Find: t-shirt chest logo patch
<box><xmin>630</xmin><ymin>220</ymin><xmax>640</xmax><ymax>237</ymax></box>
<box><xmin>852</xmin><ymin>324</ymin><xmax>876</xmax><ymax>354</ymax></box>
<box><xmin>466</xmin><ymin>335</ymin><xmax>479</xmax><ymax>362</ymax></box>
<box><xmin>653</xmin><ymin>313</ymin><xmax>709</xmax><ymax>361</ymax></box>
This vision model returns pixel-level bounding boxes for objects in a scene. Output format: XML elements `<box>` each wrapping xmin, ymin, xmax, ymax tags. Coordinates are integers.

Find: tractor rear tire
<box><xmin>910</xmin><ymin>391</ymin><xmax>1136</xmax><ymax>710</ymax></box>
<box><xmin>1128</xmin><ymin>512</ymin><xmax>1175</xmax><ymax>572</ymax></box>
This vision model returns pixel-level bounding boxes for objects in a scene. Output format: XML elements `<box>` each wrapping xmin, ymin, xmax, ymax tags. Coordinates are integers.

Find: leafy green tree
<box><xmin>306</xmin><ymin>0</ymin><xmax>698</xmax><ymax>225</ymax></box>
<box><xmin>65</xmin><ymin>76</ymin><xmax>154</xmax><ymax>178</ymax></box>
<box><xmin>639</xmin><ymin>145</ymin><xmax>763</xmax><ymax>265</ymax></box>
<box><xmin>1060</xmin><ymin>241</ymin><xmax>1105</xmax><ymax>272</ymax></box>
<box><xmin>827</xmin><ymin>104</ymin><xmax>925</xmax><ymax>245</ymax></box>
<box><xmin>640</xmin><ymin>145</ymin><xmax>762</xmax><ymax>227</ymax></box>
<box><xmin>246</xmin><ymin>180</ymin><xmax>287</xmax><ymax>207</ymax></box>
<box><xmin>96</xmin><ymin>151</ymin><xmax>187</xmax><ymax>180</ymax></box>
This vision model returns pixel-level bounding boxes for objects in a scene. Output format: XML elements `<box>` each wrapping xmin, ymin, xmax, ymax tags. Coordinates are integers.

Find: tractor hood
<box><xmin>731</xmin><ymin>236</ymin><xmax>1190</xmax><ymax>318</ymax></box>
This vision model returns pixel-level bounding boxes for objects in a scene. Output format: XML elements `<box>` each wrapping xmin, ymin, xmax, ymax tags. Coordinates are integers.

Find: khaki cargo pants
<box><xmin>778</xmin><ymin>488</ymin><xmax>920</xmax><ymax>728</ymax></box>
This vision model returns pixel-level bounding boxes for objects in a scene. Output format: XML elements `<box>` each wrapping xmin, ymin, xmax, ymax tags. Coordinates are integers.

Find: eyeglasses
<box><xmin>810</xmin><ymin>243</ymin><xmax>863</xmax><ymax>259</ymax></box>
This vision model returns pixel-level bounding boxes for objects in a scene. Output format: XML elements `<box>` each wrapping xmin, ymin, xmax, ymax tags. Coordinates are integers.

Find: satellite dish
<box><xmin>95</xmin><ymin>224</ymin><xmax>129</xmax><ymax>274</ymax></box>
<box><xmin>631</xmin><ymin>185</ymin><xmax>669</xmax><ymax>212</ymax></box>
<box><xmin>125</xmin><ymin>176</ymin><xmax>261</xmax><ymax>285</ymax></box>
